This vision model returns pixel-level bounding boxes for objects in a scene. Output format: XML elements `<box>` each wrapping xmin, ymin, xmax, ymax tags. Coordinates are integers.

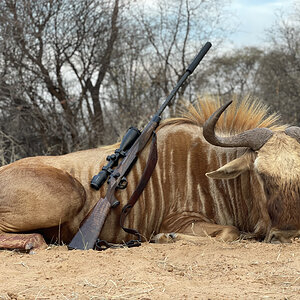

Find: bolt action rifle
<box><xmin>68</xmin><ymin>42</ymin><xmax>212</xmax><ymax>250</ymax></box>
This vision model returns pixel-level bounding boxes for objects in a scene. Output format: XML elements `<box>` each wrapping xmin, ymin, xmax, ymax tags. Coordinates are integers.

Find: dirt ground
<box><xmin>0</xmin><ymin>237</ymin><xmax>299</xmax><ymax>300</ymax></box>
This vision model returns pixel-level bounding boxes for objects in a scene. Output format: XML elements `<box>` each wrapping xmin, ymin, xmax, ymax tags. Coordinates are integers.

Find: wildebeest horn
<box><xmin>285</xmin><ymin>126</ymin><xmax>300</xmax><ymax>144</ymax></box>
<box><xmin>203</xmin><ymin>101</ymin><xmax>273</xmax><ymax>150</ymax></box>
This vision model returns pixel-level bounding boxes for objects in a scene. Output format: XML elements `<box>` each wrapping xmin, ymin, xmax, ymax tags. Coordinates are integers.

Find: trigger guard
<box><xmin>117</xmin><ymin>177</ymin><xmax>128</xmax><ymax>189</ymax></box>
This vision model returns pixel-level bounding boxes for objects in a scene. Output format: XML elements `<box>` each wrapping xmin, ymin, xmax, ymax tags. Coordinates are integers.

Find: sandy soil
<box><xmin>0</xmin><ymin>237</ymin><xmax>299</xmax><ymax>300</ymax></box>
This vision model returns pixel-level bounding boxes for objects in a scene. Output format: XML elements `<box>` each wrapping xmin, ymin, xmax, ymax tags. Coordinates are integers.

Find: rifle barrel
<box><xmin>156</xmin><ymin>42</ymin><xmax>211</xmax><ymax>117</ymax></box>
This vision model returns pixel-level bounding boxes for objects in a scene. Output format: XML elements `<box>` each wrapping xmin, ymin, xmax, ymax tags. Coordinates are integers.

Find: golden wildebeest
<box><xmin>0</xmin><ymin>97</ymin><xmax>299</xmax><ymax>251</ymax></box>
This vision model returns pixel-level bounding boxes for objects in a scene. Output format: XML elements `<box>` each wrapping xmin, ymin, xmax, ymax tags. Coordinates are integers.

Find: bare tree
<box><xmin>0</xmin><ymin>0</ymin><xmax>124</xmax><ymax>154</ymax></box>
<box><xmin>62</xmin><ymin>0</ymin><xmax>123</xmax><ymax>147</ymax></box>
<box><xmin>126</xmin><ymin>0</ymin><xmax>233</xmax><ymax>116</ymax></box>
<box><xmin>199</xmin><ymin>47</ymin><xmax>263</xmax><ymax>100</ymax></box>
<box><xmin>0</xmin><ymin>0</ymin><xmax>234</xmax><ymax>163</ymax></box>
<box><xmin>255</xmin><ymin>2</ymin><xmax>300</xmax><ymax>124</ymax></box>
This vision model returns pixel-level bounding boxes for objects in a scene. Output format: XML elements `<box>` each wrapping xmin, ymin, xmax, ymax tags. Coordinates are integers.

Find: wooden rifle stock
<box><xmin>68</xmin><ymin>197</ymin><xmax>110</xmax><ymax>250</ymax></box>
<box><xmin>68</xmin><ymin>42</ymin><xmax>212</xmax><ymax>250</ymax></box>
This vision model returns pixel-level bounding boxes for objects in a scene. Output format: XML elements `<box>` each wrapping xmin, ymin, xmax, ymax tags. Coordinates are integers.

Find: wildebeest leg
<box><xmin>152</xmin><ymin>222</ymin><xmax>240</xmax><ymax>243</ymax></box>
<box><xmin>0</xmin><ymin>163</ymin><xmax>89</xmax><ymax>248</ymax></box>
<box><xmin>0</xmin><ymin>232</ymin><xmax>47</xmax><ymax>251</ymax></box>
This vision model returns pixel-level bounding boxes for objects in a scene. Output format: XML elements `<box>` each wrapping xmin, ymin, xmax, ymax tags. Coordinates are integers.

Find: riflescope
<box><xmin>90</xmin><ymin>127</ymin><xmax>141</xmax><ymax>190</ymax></box>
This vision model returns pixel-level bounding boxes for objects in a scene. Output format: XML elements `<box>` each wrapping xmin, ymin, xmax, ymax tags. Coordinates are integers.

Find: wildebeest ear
<box><xmin>206</xmin><ymin>152</ymin><xmax>252</xmax><ymax>179</ymax></box>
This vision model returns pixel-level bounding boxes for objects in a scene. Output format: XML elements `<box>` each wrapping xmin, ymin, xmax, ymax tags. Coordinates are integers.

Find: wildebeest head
<box><xmin>203</xmin><ymin>101</ymin><xmax>300</xmax><ymax>243</ymax></box>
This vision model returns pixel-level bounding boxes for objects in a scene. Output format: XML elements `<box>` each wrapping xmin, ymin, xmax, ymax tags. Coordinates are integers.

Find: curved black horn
<box><xmin>285</xmin><ymin>126</ymin><xmax>300</xmax><ymax>144</ymax></box>
<box><xmin>203</xmin><ymin>101</ymin><xmax>273</xmax><ymax>150</ymax></box>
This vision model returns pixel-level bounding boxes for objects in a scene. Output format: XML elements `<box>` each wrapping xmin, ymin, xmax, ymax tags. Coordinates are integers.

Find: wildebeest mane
<box><xmin>159</xmin><ymin>96</ymin><xmax>287</xmax><ymax>133</ymax></box>
<box><xmin>103</xmin><ymin>96</ymin><xmax>286</xmax><ymax>153</ymax></box>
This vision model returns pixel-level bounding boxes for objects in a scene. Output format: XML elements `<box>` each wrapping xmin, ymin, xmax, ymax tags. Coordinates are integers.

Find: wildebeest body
<box><xmin>0</xmin><ymin>97</ymin><xmax>299</xmax><ymax>250</ymax></box>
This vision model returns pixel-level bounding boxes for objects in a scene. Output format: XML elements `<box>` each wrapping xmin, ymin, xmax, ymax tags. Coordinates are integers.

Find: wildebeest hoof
<box><xmin>151</xmin><ymin>232</ymin><xmax>177</xmax><ymax>244</ymax></box>
<box><xmin>25</xmin><ymin>242</ymin><xmax>34</xmax><ymax>250</ymax></box>
<box><xmin>151</xmin><ymin>233</ymin><xmax>177</xmax><ymax>244</ymax></box>
<box><xmin>264</xmin><ymin>228</ymin><xmax>296</xmax><ymax>243</ymax></box>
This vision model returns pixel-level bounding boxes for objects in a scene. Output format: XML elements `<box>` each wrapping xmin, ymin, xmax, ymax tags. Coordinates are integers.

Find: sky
<box><xmin>229</xmin><ymin>0</ymin><xmax>294</xmax><ymax>47</ymax></box>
